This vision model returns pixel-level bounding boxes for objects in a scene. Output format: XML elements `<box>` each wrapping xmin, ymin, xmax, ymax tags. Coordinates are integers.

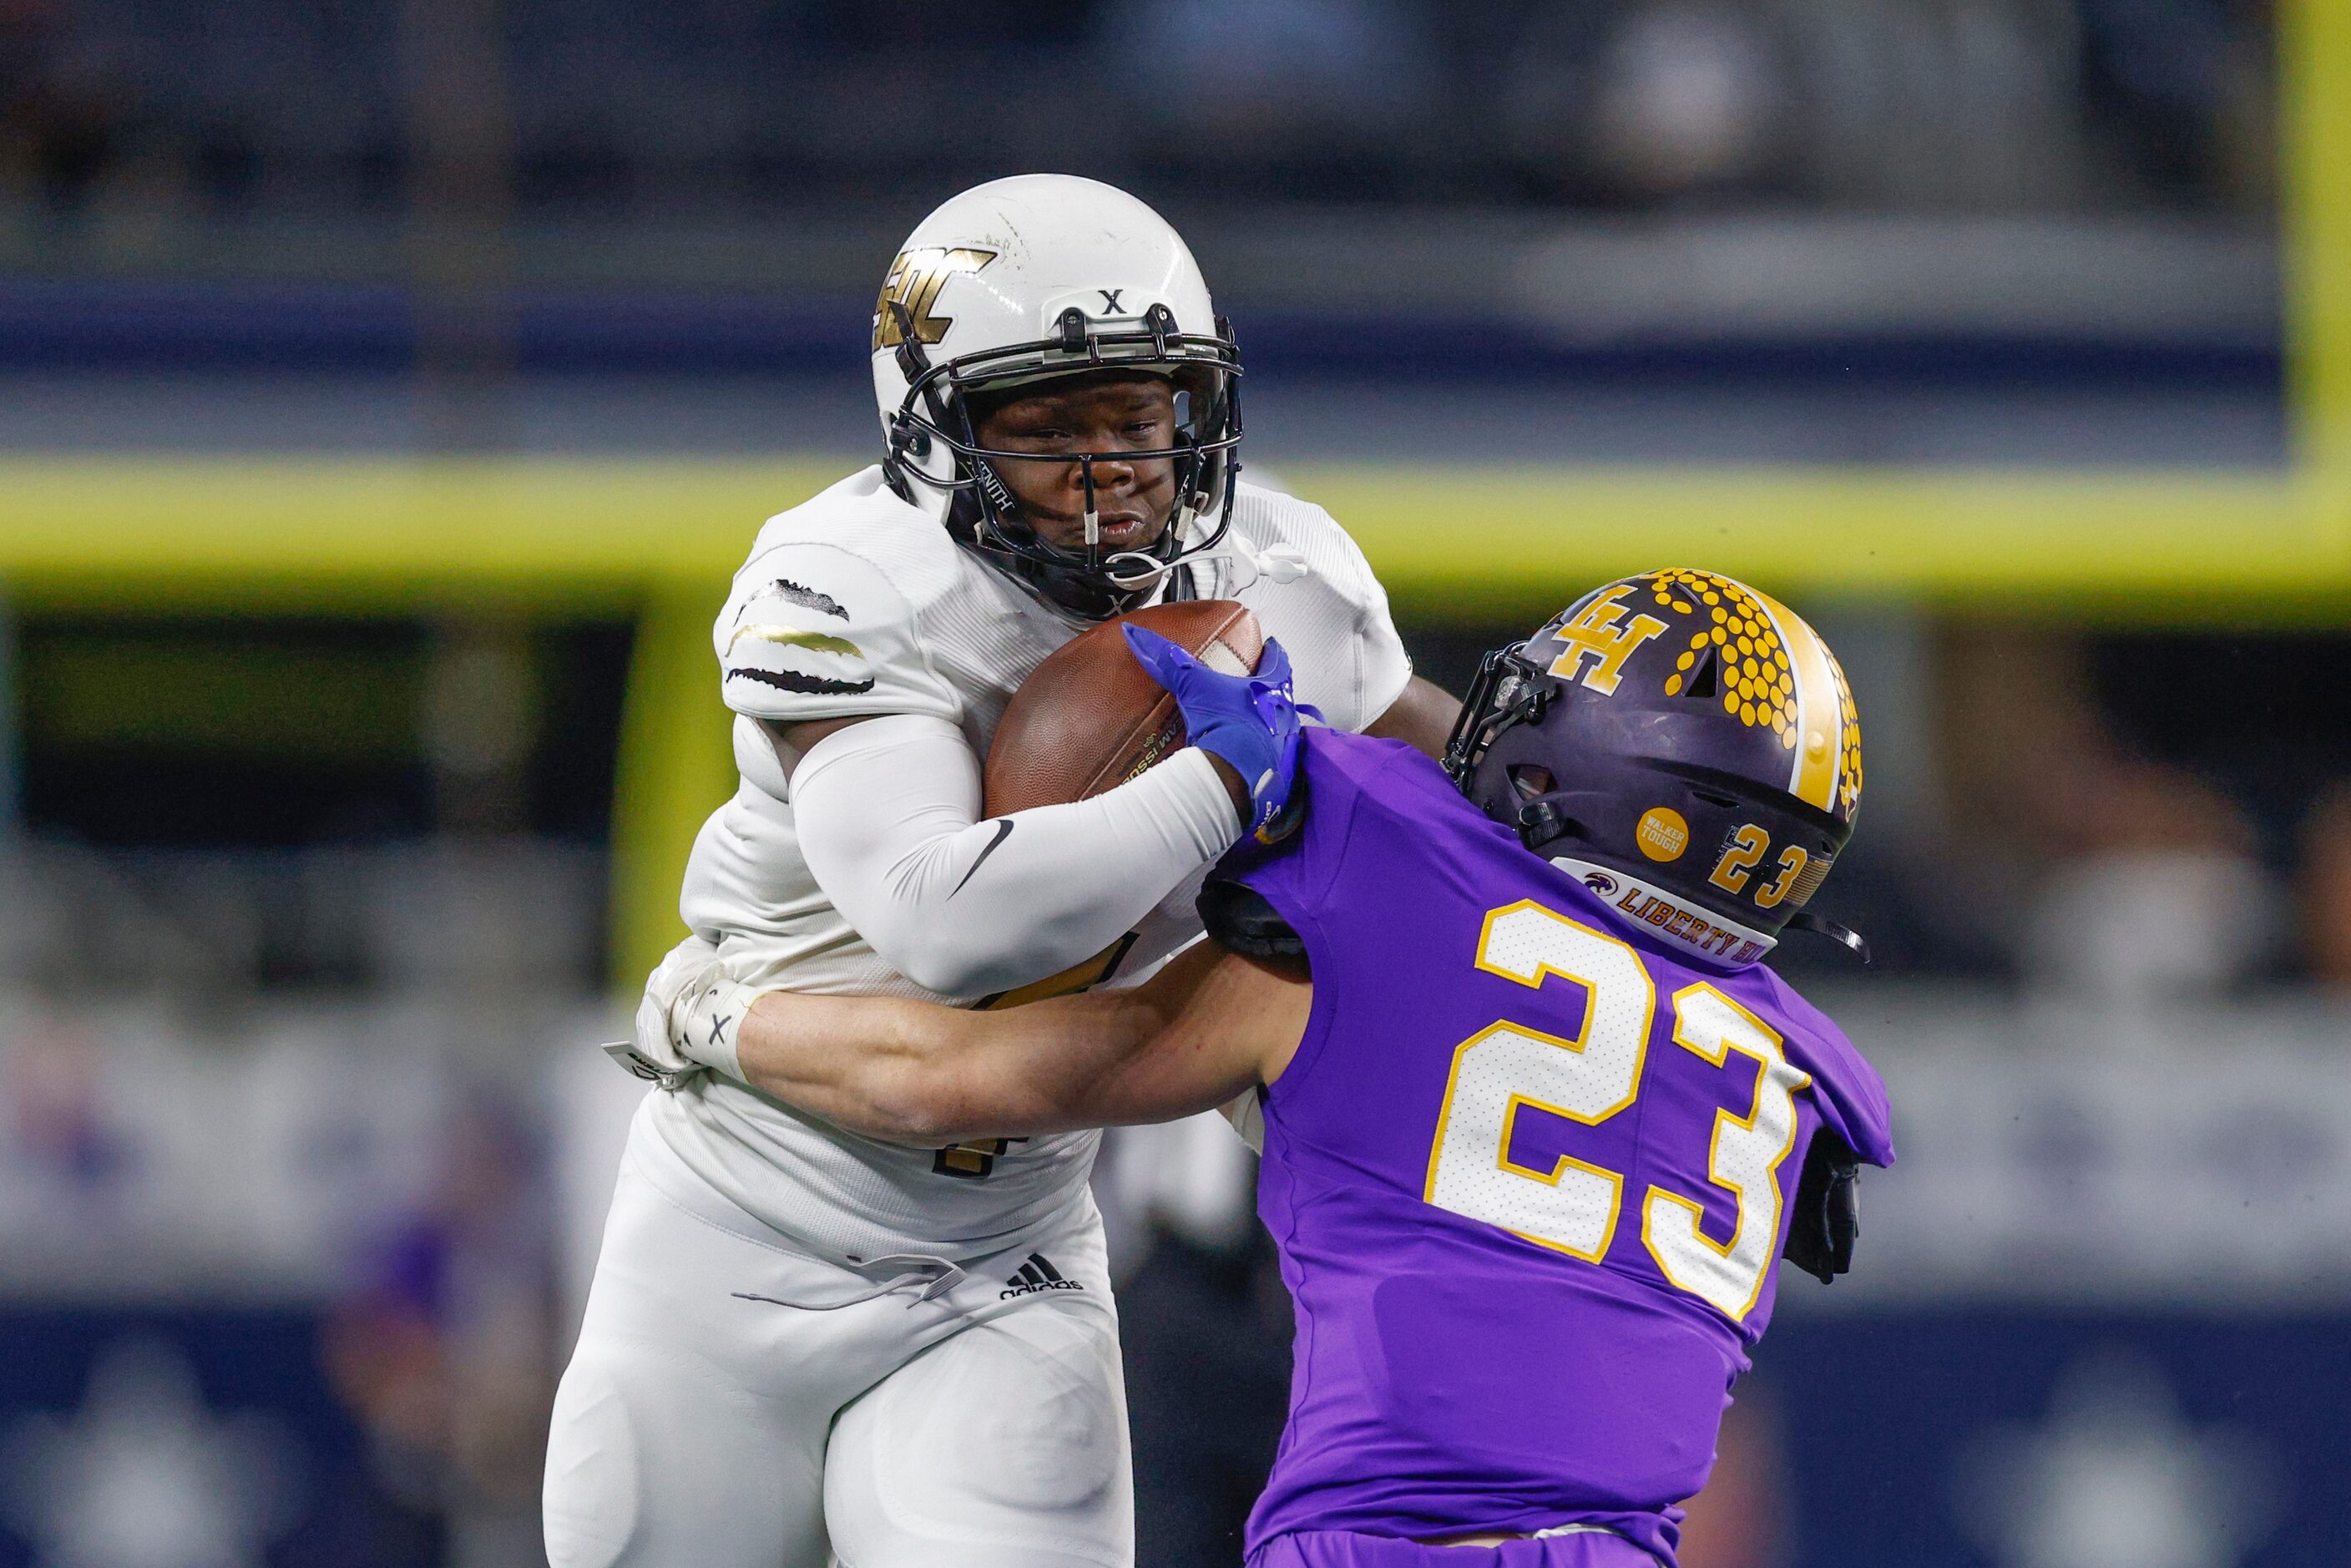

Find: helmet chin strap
<box><xmin>951</xmin><ymin>434</ymin><xmax>1249</xmax><ymax>615</ymax></box>
<box><xmin>1103</xmin><ymin>526</ymin><xmax>1307</xmax><ymax>596</ymax></box>
<box><xmin>1785</xmin><ymin>910</ymin><xmax>1871</xmax><ymax>963</ymax></box>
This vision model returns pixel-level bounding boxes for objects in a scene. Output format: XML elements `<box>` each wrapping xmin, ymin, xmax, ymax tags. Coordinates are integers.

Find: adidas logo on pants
<box><xmin>999</xmin><ymin>1252</ymin><xmax>1084</xmax><ymax>1298</ymax></box>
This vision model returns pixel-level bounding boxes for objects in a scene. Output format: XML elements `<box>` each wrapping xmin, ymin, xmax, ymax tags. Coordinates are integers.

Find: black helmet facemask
<box><xmin>883</xmin><ymin>300</ymin><xmax>1244</xmax><ymax>620</ymax></box>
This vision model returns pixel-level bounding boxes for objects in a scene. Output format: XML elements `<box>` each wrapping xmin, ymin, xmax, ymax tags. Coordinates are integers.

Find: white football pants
<box><xmin>544</xmin><ymin>1103</ymin><xmax>1131</xmax><ymax>1568</ymax></box>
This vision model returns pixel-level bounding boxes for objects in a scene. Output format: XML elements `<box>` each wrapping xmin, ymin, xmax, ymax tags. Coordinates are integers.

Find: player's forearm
<box><xmin>727</xmin><ymin>991</ymin><xmax>968</xmax><ymax>1142</ymax></box>
<box><xmin>729</xmin><ymin>942</ymin><xmax>1290</xmax><ymax>1143</ymax></box>
<box><xmin>1047</xmin><ymin>943</ymin><xmax>1308</xmax><ymax>1126</ymax></box>
<box><xmin>733</xmin><ymin>984</ymin><xmax>1173</xmax><ymax>1145</ymax></box>
<box><xmin>792</xmin><ymin>715</ymin><xmax>1240</xmax><ymax>995</ymax></box>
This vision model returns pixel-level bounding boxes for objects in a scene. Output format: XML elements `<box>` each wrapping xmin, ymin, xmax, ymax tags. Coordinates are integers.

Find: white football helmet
<box><xmin>872</xmin><ymin>174</ymin><xmax>1244</xmax><ymax>619</ymax></box>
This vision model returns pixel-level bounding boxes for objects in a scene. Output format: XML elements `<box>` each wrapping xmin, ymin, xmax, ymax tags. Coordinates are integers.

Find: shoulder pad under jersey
<box><xmin>1224</xmin><ymin>482</ymin><xmax>1411</xmax><ymax>733</ymax></box>
<box><xmin>716</xmin><ymin>472</ymin><xmax>963</xmax><ymax>724</ymax></box>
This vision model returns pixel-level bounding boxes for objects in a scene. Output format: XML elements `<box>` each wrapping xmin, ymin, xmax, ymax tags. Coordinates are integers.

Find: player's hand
<box><xmin>1782</xmin><ymin>1129</ymin><xmax>1861</xmax><ymax>1283</ymax></box>
<box><xmin>1123</xmin><ymin>625</ymin><xmax>1309</xmax><ymax>843</ymax></box>
<box><xmin>605</xmin><ymin>936</ymin><xmax>766</xmax><ymax>1089</ymax></box>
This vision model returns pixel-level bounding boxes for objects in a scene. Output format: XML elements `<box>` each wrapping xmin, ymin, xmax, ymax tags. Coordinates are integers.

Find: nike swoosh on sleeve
<box><xmin>949</xmin><ymin>819</ymin><xmax>1015</xmax><ymax>898</ymax></box>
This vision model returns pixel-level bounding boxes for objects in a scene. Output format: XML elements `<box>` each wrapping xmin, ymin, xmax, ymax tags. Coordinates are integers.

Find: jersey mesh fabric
<box><xmin>1220</xmin><ymin>731</ymin><xmax>1893</xmax><ymax>1565</ymax></box>
<box><xmin>658</xmin><ymin>469</ymin><xmax>1413</xmax><ymax>1262</ymax></box>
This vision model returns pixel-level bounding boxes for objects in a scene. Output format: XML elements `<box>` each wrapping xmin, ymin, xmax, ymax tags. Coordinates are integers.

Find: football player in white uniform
<box><xmin>544</xmin><ymin>175</ymin><xmax>1459</xmax><ymax>1568</ymax></box>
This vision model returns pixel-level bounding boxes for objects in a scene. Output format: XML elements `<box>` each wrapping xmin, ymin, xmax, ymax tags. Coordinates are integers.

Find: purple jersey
<box><xmin>1226</xmin><ymin>731</ymin><xmax>1895</xmax><ymax>1565</ymax></box>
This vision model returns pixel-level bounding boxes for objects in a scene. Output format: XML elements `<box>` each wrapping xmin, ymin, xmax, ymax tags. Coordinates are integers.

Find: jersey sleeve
<box><xmin>1283</xmin><ymin>498</ymin><xmax>1413</xmax><ymax>732</ymax></box>
<box><xmin>1208</xmin><ymin>730</ymin><xmax>1390</xmax><ymax>941</ymax></box>
<box><xmin>1767</xmin><ymin>975</ymin><xmax>1896</xmax><ymax>1170</ymax></box>
<box><xmin>715</xmin><ymin>541</ymin><xmax>961</xmax><ymax>724</ymax></box>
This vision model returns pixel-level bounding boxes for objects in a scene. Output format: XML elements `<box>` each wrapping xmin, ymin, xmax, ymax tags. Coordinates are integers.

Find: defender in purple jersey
<box><xmin>655</xmin><ymin>569</ymin><xmax>1893</xmax><ymax>1568</ymax></box>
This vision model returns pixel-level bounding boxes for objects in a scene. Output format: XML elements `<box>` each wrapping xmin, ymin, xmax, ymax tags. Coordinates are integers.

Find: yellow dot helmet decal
<box><xmin>1648</xmin><ymin>568</ymin><xmax>1801</xmax><ymax>744</ymax></box>
<box><xmin>1636</xmin><ymin>568</ymin><xmax>1860</xmax><ymax>824</ymax></box>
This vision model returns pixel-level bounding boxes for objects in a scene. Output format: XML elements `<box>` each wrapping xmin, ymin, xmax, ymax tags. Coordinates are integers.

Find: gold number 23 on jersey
<box><xmin>1423</xmin><ymin>899</ymin><xmax>1812</xmax><ymax>1320</ymax></box>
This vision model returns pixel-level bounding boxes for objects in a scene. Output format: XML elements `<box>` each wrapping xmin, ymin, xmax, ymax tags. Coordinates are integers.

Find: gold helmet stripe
<box><xmin>1751</xmin><ymin>588</ymin><xmax>1843</xmax><ymax>813</ymax></box>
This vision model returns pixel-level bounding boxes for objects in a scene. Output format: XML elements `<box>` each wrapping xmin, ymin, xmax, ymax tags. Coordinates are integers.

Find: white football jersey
<box><xmin>650</xmin><ymin>467</ymin><xmax>1411</xmax><ymax>1260</ymax></box>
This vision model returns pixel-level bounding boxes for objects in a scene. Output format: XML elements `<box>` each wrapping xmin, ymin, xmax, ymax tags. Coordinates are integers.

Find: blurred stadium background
<box><xmin>3</xmin><ymin>0</ymin><xmax>2347</xmax><ymax>1564</ymax></box>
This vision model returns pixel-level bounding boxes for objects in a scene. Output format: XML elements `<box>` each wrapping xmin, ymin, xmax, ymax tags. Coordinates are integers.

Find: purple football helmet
<box><xmin>1442</xmin><ymin>569</ymin><xmax>1864</xmax><ymax>964</ymax></box>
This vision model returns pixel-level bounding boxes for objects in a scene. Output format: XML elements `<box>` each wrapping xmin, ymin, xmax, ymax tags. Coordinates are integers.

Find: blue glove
<box><xmin>1124</xmin><ymin>625</ymin><xmax>1312</xmax><ymax>843</ymax></box>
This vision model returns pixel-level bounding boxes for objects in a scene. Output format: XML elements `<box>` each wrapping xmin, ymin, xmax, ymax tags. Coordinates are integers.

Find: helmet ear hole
<box><xmin>1509</xmin><ymin>764</ymin><xmax>1555</xmax><ymax>802</ymax></box>
<box><xmin>1680</xmin><ymin>647</ymin><xmax>1721</xmax><ymax>700</ymax></box>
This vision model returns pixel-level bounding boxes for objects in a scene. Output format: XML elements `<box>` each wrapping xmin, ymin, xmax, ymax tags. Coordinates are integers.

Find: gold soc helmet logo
<box><xmin>872</xmin><ymin>247</ymin><xmax>999</xmax><ymax>351</ymax></box>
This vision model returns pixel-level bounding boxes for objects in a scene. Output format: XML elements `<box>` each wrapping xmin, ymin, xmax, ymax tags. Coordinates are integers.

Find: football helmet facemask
<box><xmin>872</xmin><ymin>175</ymin><xmax>1243</xmax><ymax>620</ymax></box>
<box><xmin>1443</xmin><ymin>568</ymin><xmax>1865</xmax><ymax>966</ymax></box>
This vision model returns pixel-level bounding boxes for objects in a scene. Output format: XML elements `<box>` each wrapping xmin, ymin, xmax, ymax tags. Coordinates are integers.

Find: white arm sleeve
<box><xmin>791</xmin><ymin>714</ymin><xmax>1244</xmax><ymax>997</ymax></box>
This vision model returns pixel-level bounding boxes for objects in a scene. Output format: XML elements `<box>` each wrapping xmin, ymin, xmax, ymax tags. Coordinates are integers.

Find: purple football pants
<box><xmin>1251</xmin><ymin>1530</ymin><xmax>1662</xmax><ymax>1568</ymax></box>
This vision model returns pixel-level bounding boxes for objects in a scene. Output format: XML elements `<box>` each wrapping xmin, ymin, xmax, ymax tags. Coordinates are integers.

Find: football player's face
<box><xmin>973</xmin><ymin>373</ymin><xmax>1180</xmax><ymax>554</ymax></box>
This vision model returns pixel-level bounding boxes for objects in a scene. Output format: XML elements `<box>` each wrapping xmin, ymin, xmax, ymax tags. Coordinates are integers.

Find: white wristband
<box><xmin>670</xmin><ymin>974</ymin><xmax>769</xmax><ymax>1084</ymax></box>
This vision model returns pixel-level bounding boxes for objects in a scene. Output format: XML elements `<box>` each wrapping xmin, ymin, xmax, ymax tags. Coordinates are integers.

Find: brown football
<box><xmin>983</xmin><ymin>600</ymin><xmax>1265</xmax><ymax>816</ymax></box>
